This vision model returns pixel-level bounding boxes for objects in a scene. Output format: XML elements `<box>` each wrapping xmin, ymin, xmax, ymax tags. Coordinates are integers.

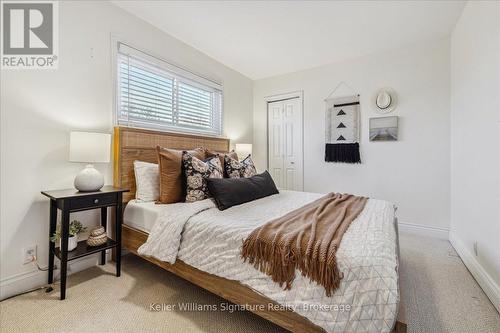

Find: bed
<box><xmin>113</xmin><ymin>126</ymin><xmax>407</xmax><ymax>333</ymax></box>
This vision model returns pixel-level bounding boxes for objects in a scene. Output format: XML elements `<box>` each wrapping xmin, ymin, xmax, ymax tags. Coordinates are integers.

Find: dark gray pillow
<box><xmin>207</xmin><ymin>171</ymin><xmax>279</xmax><ymax>210</ymax></box>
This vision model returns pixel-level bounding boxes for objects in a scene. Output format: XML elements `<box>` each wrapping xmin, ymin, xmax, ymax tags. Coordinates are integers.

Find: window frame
<box><xmin>114</xmin><ymin>41</ymin><xmax>224</xmax><ymax>137</ymax></box>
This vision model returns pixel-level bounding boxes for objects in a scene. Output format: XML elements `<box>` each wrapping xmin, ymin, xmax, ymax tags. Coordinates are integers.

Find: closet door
<box><xmin>282</xmin><ymin>98</ymin><xmax>303</xmax><ymax>191</ymax></box>
<box><xmin>268</xmin><ymin>101</ymin><xmax>285</xmax><ymax>189</ymax></box>
<box><xmin>267</xmin><ymin>98</ymin><xmax>303</xmax><ymax>191</ymax></box>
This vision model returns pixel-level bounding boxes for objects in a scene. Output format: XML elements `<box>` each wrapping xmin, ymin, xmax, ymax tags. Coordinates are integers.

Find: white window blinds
<box><xmin>117</xmin><ymin>43</ymin><xmax>222</xmax><ymax>135</ymax></box>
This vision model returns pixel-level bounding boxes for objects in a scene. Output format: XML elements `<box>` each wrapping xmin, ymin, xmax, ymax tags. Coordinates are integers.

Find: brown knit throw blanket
<box><xmin>241</xmin><ymin>193</ymin><xmax>368</xmax><ymax>296</ymax></box>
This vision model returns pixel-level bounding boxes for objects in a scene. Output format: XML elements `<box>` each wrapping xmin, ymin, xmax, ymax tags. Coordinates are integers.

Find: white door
<box><xmin>268</xmin><ymin>101</ymin><xmax>285</xmax><ymax>188</ymax></box>
<box><xmin>268</xmin><ymin>97</ymin><xmax>303</xmax><ymax>191</ymax></box>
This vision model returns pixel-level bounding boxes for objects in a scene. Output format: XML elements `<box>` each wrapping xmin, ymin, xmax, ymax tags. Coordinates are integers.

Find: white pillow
<box><xmin>133</xmin><ymin>160</ymin><xmax>159</xmax><ymax>202</ymax></box>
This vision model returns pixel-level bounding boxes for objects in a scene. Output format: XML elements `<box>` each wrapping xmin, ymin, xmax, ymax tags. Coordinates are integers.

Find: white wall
<box><xmin>0</xmin><ymin>1</ymin><xmax>253</xmax><ymax>298</ymax></box>
<box><xmin>450</xmin><ymin>1</ymin><xmax>500</xmax><ymax>310</ymax></box>
<box><xmin>254</xmin><ymin>38</ymin><xmax>451</xmax><ymax>231</ymax></box>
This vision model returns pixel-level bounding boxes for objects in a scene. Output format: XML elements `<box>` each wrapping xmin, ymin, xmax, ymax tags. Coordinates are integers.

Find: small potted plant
<box><xmin>50</xmin><ymin>220</ymin><xmax>87</xmax><ymax>251</ymax></box>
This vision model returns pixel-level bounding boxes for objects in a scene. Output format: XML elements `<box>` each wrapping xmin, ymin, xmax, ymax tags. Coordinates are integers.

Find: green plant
<box><xmin>50</xmin><ymin>220</ymin><xmax>87</xmax><ymax>242</ymax></box>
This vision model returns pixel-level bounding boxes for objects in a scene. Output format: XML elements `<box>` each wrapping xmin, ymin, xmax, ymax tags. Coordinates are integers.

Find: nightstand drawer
<box><xmin>69</xmin><ymin>193</ymin><xmax>116</xmax><ymax>210</ymax></box>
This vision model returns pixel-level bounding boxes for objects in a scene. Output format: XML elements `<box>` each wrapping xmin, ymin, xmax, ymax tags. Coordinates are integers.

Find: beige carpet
<box><xmin>1</xmin><ymin>233</ymin><xmax>499</xmax><ymax>333</ymax></box>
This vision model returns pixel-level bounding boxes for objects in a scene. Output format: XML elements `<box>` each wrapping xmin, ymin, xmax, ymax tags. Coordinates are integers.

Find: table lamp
<box><xmin>69</xmin><ymin>131</ymin><xmax>111</xmax><ymax>191</ymax></box>
<box><xmin>235</xmin><ymin>143</ymin><xmax>252</xmax><ymax>161</ymax></box>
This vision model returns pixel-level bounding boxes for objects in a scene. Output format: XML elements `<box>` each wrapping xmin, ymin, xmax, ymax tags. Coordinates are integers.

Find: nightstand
<box><xmin>41</xmin><ymin>186</ymin><xmax>129</xmax><ymax>300</ymax></box>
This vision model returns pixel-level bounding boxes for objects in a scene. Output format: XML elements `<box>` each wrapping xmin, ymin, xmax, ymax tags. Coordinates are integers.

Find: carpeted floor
<box><xmin>1</xmin><ymin>233</ymin><xmax>499</xmax><ymax>333</ymax></box>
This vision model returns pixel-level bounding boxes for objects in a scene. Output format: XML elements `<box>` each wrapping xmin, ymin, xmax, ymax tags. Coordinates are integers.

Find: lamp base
<box><xmin>74</xmin><ymin>164</ymin><xmax>104</xmax><ymax>192</ymax></box>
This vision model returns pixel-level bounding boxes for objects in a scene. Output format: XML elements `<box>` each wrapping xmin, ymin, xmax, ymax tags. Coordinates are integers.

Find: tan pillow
<box><xmin>205</xmin><ymin>149</ymin><xmax>238</xmax><ymax>171</ymax></box>
<box><xmin>156</xmin><ymin>146</ymin><xmax>205</xmax><ymax>203</ymax></box>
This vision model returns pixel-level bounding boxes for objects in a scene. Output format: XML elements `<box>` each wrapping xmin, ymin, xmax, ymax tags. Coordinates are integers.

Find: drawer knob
<box><xmin>94</xmin><ymin>199</ymin><xmax>99</xmax><ymax>204</ymax></box>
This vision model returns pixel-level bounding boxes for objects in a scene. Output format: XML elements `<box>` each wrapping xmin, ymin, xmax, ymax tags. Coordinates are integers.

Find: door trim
<box><xmin>266</xmin><ymin>91</ymin><xmax>304</xmax><ymax>191</ymax></box>
<box><xmin>264</xmin><ymin>90</ymin><xmax>303</xmax><ymax>103</ymax></box>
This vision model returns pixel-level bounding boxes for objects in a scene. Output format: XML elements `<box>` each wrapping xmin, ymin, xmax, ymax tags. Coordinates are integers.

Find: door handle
<box><xmin>290</xmin><ymin>162</ymin><xmax>295</xmax><ymax>164</ymax></box>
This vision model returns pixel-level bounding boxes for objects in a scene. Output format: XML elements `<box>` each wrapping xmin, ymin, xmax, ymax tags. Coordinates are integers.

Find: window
<box><xmin>117</xmin><ymin>43</ymin><xmax>222</xmax><ymax>135</ymax></box>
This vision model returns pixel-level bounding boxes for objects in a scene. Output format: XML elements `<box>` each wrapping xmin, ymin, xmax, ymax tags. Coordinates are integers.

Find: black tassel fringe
<box><xmin>325</xmin><ymin>143</ymin><xmax>361</xmax><ymax>164</ymax></box>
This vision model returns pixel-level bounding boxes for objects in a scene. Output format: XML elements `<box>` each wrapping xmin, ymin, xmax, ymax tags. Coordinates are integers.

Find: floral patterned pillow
<box><xmin>182</xmin><ymin>151</ymin><xmax>223</xmax><ymax>202</ymax></box>
<box><xmin>224</xmin><ymin>155</ymin><xmax>257</xmax><ymax>179</ymax></box>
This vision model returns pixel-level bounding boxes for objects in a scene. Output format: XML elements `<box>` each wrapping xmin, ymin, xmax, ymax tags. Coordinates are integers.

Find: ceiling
<box><xmin>112</xmin><ymin>1</ymin><xmax>465</xmax><ymax>80</ymax></box>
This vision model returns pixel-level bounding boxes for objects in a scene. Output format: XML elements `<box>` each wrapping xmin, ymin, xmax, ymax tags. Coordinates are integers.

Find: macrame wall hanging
<box><xmin>324</xmin><ymin>82</ymin><xmax>361</xmax><ymax>163</ymax></box>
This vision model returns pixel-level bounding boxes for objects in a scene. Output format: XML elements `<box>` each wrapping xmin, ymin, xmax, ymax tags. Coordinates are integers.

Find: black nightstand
<box><xmin>41</xmin><ymin>186</ymin><xmax>129</xmax><ymax>300</ymax></box>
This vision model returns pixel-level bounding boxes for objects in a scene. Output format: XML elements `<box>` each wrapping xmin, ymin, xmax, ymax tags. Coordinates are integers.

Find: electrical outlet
<box><xmin>473</xmin><ymin>241</ymin><xmax>478</xmax><ymax>256</ymax></box>
<box><xmin>23</xmin><ymin>245</ymin><xmax>36</xmax><ymax>264</ymax></box>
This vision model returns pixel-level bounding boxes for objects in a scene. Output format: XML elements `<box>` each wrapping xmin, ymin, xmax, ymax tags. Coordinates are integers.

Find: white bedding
<box><xmin>124</xmin><ymin>200</ymin><xmax>163</xmax><ymax>233</ymax></box>
<box><xmin>127</xmin><ymin>191</ymin><xmax>399</xmax><ymax>333</ymax></box>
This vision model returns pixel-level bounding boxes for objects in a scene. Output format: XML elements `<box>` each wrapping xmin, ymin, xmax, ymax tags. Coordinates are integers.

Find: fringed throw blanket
<box><xmin>241</xmin><ymin>193</ymin><xmax>368</xmax><ymax>296</ymax></box>
<box><xmin>325</xmin><ymin>95</ymin><xmax>361</xmax><ymax>163</ymax></box>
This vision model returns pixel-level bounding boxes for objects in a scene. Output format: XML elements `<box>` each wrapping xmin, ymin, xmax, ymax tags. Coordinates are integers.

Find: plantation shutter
<box><xmin>117</xmin><ymin>43</ymin><xmax>223</xmax><ymax>135</ymax></box>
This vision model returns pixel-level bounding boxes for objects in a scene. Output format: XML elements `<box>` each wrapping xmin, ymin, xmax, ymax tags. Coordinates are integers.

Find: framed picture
<box><xmin>369</xmin><ymin>116</ymin><xmax>398</xmax><ymax>141</ymax></box>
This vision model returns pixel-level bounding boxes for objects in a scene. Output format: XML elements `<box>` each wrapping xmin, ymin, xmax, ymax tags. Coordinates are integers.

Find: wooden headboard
<box><xmin>113</xmin><ymin>126</ymin><xmax>230</xmax><ymax>203</ymax></box>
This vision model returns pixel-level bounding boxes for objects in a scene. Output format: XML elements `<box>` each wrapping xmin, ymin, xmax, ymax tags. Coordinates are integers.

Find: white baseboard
<box><xmin>449</xmin><ymin>231</ymin><xmax>500</xmax><ymax>312</ymax></box>
<box><xmin>398</xmin><ymin>221</ymin><xmax>449</xmax><ymax>239</ymax></box>
<box><xmin>0</xmin><ymin>253</ymin><xmax>105</xmax><ymax>300</ymax></box>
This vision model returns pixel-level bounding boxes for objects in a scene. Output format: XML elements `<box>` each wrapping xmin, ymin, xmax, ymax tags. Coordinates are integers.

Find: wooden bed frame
<box><xmin>113</xmin><ymin>126</ymin><xmax>407</xmax><ymax>333</ymax></box>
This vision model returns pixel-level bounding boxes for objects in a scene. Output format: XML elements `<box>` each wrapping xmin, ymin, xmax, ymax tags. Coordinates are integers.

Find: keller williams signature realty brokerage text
<box><xmin>149</xmin><ymin>302</ymin><xmax>352</xmax><ymax>313</ymax></box>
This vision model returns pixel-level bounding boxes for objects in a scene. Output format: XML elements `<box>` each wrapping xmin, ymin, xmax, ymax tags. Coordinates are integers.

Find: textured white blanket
<box><xmin>137</xmin><ymin>199</ymin><xmax>214</xmax><ymax>263</ymax></box>
<box><xmin>138</xmin><ymin>191</ymin><xmax>399</xmax><ymax>333</ymax></box>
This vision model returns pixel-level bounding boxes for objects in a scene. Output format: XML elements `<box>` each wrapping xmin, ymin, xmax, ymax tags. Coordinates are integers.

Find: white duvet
<box><xmin>138</xmin><ymin>191</ymin><xmax>399</xmax><ymax>333</ymax></box>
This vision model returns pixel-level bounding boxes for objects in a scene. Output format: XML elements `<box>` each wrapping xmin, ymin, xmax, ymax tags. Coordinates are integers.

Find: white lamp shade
<box><xmin>235</xmin><ymin>143</ymin><xmax>252</xmax><ymax>159</ymax></box>
<box><xmin>69</xmin><ymin>131</ymin><xmax>111</xmax><ymax>163</ymax></box>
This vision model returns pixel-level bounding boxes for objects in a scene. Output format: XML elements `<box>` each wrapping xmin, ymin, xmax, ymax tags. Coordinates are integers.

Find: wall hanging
<box><xmin>369</xmin><ymin>116</ymin><xmax>398</xmax><ymax>141</ymax></box>
<box><xmin>325</xmin><ymin>89</ymin><xmax>361</xmax><ymax>163</ymax></box>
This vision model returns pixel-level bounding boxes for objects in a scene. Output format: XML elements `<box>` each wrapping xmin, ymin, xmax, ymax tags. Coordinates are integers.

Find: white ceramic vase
<box><xmin>74</xmin><ymin>164</ymin><xmax>104</xmax><ymax>192</ymax></box>
<box><xmin>60</xmin><ymin>235</ymin><xmax>78</xmax><ymax>252</ymax></box>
